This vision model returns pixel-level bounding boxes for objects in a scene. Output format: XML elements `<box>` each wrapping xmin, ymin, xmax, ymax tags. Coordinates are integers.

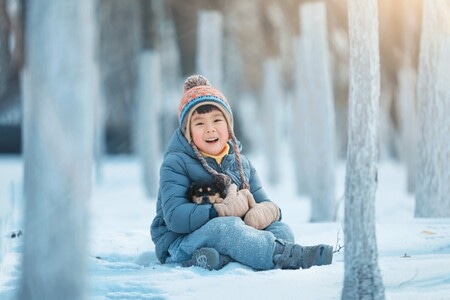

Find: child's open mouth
<box><xmin>205</xmin><ymin>137</ymin><xmax>219</xmax><ymax>143</ymax></box>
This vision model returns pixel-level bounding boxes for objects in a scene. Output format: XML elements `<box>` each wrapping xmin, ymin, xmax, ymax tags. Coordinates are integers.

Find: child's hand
<box><xmin>214</xmin><ymin>184</ymin><xmax>250</xmax><ymax>217</ymax></box>
<box><xmin>237</xmin><ymin>188</ymin><xmax>257</xmax><ymax>208</ymax></box>
<box><xmin>244</xmin><ymin>202</ymin><xmax>280</xmax><ymax>230</ymax></box>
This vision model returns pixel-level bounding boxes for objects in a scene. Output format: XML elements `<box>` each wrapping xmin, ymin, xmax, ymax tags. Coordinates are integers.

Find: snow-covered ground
<box><xmin>1</xmin><ymin>154</ymin><xmax>450</xmax><ymax>299</ymax></box>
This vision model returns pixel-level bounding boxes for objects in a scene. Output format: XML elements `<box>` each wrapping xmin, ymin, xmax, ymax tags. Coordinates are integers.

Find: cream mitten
<box><xmin>214</xmin><ymin>184</ymin><xmax>250</xmax><ymax>217</ymax></box>
<box><xmin>244</xmin><ymin>201</ymin><xmax>280</xmax><ymax>230</ymax></box>
<box><xmin>237</xmin><ymin>188</ymin><xmax>257</xmax><ymax>208</ymax></box>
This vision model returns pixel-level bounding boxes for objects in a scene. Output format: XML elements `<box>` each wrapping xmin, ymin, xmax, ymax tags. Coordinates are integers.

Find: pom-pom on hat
<box><xmin>178</xmin><ymin>75</ymin><xmax>233</xmax><ymax>143</ymax></box>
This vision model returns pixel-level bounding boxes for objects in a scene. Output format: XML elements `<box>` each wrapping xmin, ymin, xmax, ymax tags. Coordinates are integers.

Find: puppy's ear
<box><xmin>215</xmin><ymin>180</ymin><xmax>227</xmax><ymax>191</ymax></box>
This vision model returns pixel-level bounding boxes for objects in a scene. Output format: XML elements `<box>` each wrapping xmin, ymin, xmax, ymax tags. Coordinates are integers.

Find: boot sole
<box><xmin>181</xmin><ymin>248</ymin><xmax>222</xmax><ymax>270</ymax></box>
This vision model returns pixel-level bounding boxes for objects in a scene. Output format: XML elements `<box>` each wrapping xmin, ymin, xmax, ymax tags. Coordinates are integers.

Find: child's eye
<box><xmin>195</xmin><ymin>122</ymin><xmax>204</xmax><ymax>126</ymax></box>
<box><xmin>214</xmin><ymin>118</ymin><xmax>224</xmax><ymax>123</ymax></box>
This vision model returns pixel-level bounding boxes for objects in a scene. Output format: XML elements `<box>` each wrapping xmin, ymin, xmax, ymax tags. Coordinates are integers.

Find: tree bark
<box><xmin>135</xmin><ymin>51</ymin><xmax>162</xmax><ymax>198</ymax></box>
<box><xmin>296</xmin><ymin>1</ymin><xmax>336</xmax><ymax>222</ymax></box>
<box><xmin>342</xmin><ymin>0</ymin><xmax>385</xmax><ymax>298</ymax></box>
<box><xmin>0</xmin><ymin>0</ymin><xmax>11</xmax><ymax>99</ymax></box>
<box><xmin>20</xmin><ymin>2</ymin><xmax>96</xmax><ymax>299</ymax></box>
<box><xmin>415</xmin><ymin>0</ymin><xmax>450</xmax><ymax>218</ymax></box>
<box><xmin>196</xmin><ymin>10</ymin><xmax>223</xmax><ymax>88</ymax></box>
<box><xmin>261</xmin><ymin>58</ymin><xmax>283</xmax><ymax>185</ymax></box>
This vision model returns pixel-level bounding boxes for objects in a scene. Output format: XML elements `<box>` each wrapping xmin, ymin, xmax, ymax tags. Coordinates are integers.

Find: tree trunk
<box><xmin>97</xmin><ymin>0</ymin><xmax>141</xmax><ymax>154</ymax></box>
<box><xmin>396</xmin><ymin>67</ymin><xmax>417</xmax><ymax>193</ymax></box>
<box><xmin>342</xmin><ymin>0</ymin><xmax>385</xmax><ymax>299</ymax></box>
<box><xmin>135</xmin><ymin>51</ymin><xmax>162</xmax><ymax>198</ymax></box>
<box><xmin>395</xmin><ymin>0</ymin><xmax>421</xmax><ymax>194</ymax></box>
<box><xmin>0</xmin><ymin>0</ymin><xmax>11</xmax><ymax>99</ymax></box>
<box><xmin>261</xmin><ymin>58</ymin><xmax>283</xmax><ymax>184</ymax></box>
<box><xmin>297</xmin><ymin>1</ymin><xmax>336</xmax><ymax>222</ymax></box>
<box><xmin>196</xmin><ymin>10</ymin><xmax>223</xmax><ymax>88</ymax></box>
<box><xmin>293</xmin><ymin>36</ymin><xmax>312</xmax><ymax>197</ymax></box>
<box><xmin>142</xmin><ymin>0</ymin><xmax>181</xmax><ymax>150</ymax></box>
<box><xmin>20</xmin><ymin>2</ymin><xmax>96</xmax><ymax>299</ymax></box>
<box><xmin>415</xmin><ymin>0</ymin><xmax>450</xmax><ymax>218</ymax></box>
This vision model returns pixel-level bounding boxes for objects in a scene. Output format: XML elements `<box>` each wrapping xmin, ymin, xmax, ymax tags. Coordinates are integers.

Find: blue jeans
<box><xmin>166</xmin><ymin>217</ymin><xmax>295</xmax><ymax>270</ymax></box>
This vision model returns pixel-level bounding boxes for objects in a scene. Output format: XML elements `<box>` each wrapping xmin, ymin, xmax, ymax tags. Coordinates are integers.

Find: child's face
<box><xmin>190</xmin><ymin>109</ymin><xmax>230</xmax><ymax>156</ymax></box>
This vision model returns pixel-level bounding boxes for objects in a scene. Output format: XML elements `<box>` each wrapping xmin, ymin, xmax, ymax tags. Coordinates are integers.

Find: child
<box><xmin>150</xmin><ymin>75</ymin><xmax>333</xmax><ymax>270</ymax></box>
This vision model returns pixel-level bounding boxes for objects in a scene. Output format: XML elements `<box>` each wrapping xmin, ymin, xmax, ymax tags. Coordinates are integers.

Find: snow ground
<box><xmin>1</xmin><ymin>154</ymin><xmax>450</xmax><ymax>300</ymax></box>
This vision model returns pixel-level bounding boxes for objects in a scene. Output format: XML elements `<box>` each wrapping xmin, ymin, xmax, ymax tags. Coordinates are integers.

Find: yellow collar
<box><xmin>201</xmin><ymin>143</ymin><xmax>230</xmax><ymax>164</ymax></box>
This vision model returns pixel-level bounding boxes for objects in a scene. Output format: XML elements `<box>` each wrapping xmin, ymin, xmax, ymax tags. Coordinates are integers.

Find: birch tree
<box><xmin>143</xmin><ymin>0</ymin><xmax>181</xmax><ymax>148</ymax></box>
<box><xmin>97</xmin><ymin>1</ymin><xmax>141</xmax><ymax>153</ymax></box>
<box><xmin>135</xmin><ymin>51</ymin><xmax>162</xmax><ymax>198</ymax></box>
<box><xmin>342</xmin><ymin>0</ymin><xmax>384</xmax><ymax>298</ymax></box>
<box><xmin>196</xmin><ymin>10</ymin><xmax>223</xmax><ymax>87</ymax></box>
<box><xmin>415</xmin><ymin>0</ymin><xmax>450</xmax><ymax>218</ymax></box>
<box><xmin>295</xmin><ymin>1</ymin><xmax>336</xmax><ymax>222</ymax></box>
<box><xmin>395</xmin><ymin>0</ymin><xmax>421</xmax><ymax>193</ymax></box>
<box><xmin>261</xmin><ymin>58</ymin><xmax>283</xmax><ymax>184</ymax></box>
<box><xmin>396</xmin><ymin>67</ymin><xmax>417</xmax><ymax>193</ymax></box>
<box><xmin>0</xmin><ymin>0</ymin><xmax>10</xmax><ymax>99</ymax></box>
<box><xmin>0</xmin><ymin>0</ymin><xmax>23</xmax><ymax>102</ymax></box>
<box><xmin>20</xmin><ymin>2</ymin><xmax>97</xmax><ymax>299</ymax></box>
<box><xmin>292</xmin><ymin>35</ymin><xmax>311</xmax><ymax>196</ymax></box>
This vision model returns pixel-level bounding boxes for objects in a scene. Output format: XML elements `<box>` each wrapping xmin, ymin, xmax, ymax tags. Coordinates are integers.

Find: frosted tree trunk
<box><xmin>342</xmin><ymin>0</ymin><xmax>385</xmax><ymax>299</ymax></box>
<box><xmin>396</xmin><ymin>67</ymin><xmax>417</xmax><ymax>193</ymax></box>
<box><xmin>196</xmin><ymin>10</ymin><xmax>223</xmax><ymax>87</ymax></box>
<box><xmin>149</xmin><ymin>0</ymin><xmax>181</xmax><ymax>91</ymax></box>
<box><xmin>135</xmin><ymin>51</ymin><xmax>162</xmax><ymax>198</ymax></box>
<box><xmin>93</xmin><ymin>68</ymin><xmax>105</xmax><ymax>183</ymax></box>
<box><xmin>395</xmin><ymin>0</ymin><xmax>421</xmax><ymax>194</ymax></box>
<box><xmin>293</xmin><ymin>36</ymin><xmax>312</xmax><ymax>196</ymax></box>
<box><xmin>97</xmin><ymin>1</ymin><xmax>141</xmax><ymax>153</ymax></box>
<box><xmin>415</xmin><ymin>0</ymin><xmax>450</xmax><ymax>218</ymax></box>
<box><xmin>379</xmin><ymin>73</ymin><xmax>395</xmax><ymax>159</ymax></box>
<box><xmin>222</xmin><ymin>0</ymin><xmax>264</xmax><ymax>93</ymax></box>
<box><xmin>222</xmin><ymin>2</ymin><xmax>244</xmax><ymax>101</ymax></box>
<box><xmin>147</xmin><ymin>0</ymin><xmax>181</xmax><ymax>149</ymax></box>
<box><xmin>296</xmin><ymin>2</ymin><xmax>336</xmax><ymax>222</ymax></box>
<box><xmin>261</xmin><ymin>58</ymin><xmax>283</xmax><ymax>184</ymax></box>
<box><xmin>20</xmin><ymin>2</ymin><xmax>96</xmax><ymax>299</ymax></box>
<box><xmin>222</xmin><ymin>1</ymin><xmax>262</xmax><ymax>151</ymax></box>
<box><xmin>0</xmin><ymin>0</ymin><xmax>10</xmax><ymax>98</ymax></box>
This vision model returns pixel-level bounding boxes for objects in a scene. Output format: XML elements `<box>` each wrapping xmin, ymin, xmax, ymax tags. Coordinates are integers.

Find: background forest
<box><xmin>1</xmin><ymin>0</ymin><xmax>430</xmax><ymax>207</ymax></box>
<box><xmin>1</xmin><ymin>0</ymin><xmax>422</xmax><ymax>157</ymax></box>
<box><xmin>1</xmin><ymin>0</ymin><xmax>449</xmax><ymax>299</ymax></box>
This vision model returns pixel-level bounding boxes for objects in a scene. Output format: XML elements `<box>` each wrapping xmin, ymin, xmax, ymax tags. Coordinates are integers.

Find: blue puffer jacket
<box><xmin>150</xmin><ymin>128</ymin><xmax>275</xmax><ymax>263</ymax></box>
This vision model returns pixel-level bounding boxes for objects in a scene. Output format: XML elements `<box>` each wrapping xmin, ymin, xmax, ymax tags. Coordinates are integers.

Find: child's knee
<box><xmin>205</xmin><ymin>217</ymin><xmax>245</xmax><ymax>235</ymax></box>
<box><xmin>210</xmin><ymin>216</ymin><xmax>244</xmax><ymax>227</ymax></box>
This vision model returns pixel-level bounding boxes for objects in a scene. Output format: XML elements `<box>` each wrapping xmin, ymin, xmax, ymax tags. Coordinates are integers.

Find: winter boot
<box><xmin>273</xmin><ymin>240</ymin><xmax>333</xmax><ymax>269</ymax></box>
<box><xmin>181</xmin><ymin>247</ymin><xmax>232</xmax><ymax>271</ymax></box>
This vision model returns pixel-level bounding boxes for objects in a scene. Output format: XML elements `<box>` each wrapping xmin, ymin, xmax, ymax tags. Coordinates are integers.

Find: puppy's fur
<box><xmin>187</xmin><ymin>181</ymin><xmax>226</xmax><ymax>204</ymax></box>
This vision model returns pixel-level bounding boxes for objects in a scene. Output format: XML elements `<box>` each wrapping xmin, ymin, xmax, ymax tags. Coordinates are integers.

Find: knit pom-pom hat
<box><xmin>178</xmin><ymin>75</ymin><xmax>233</xmax><ymax>143</ymax></box>
<box><xmin>178</xmin><ymin>75</ymin><xmax>249</xmax><ymax>190</ymax></box>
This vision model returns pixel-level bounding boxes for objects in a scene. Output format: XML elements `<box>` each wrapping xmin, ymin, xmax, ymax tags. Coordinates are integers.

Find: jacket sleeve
<box><xmin>159</xmin><ymin>154</ymin><xmax>213</xmax><ymax>234</ymax></box>
<box><xmin>247</xmin><ymin>161</ymin><xmax>269</xmax><ymax>203</ymax></box>
<box><xmin>247</xmin><ymin>160</ymin><xmax>282</xmax><ymax>221</ymax></box>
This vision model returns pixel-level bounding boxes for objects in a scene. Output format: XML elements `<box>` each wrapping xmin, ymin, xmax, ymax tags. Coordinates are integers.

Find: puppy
<box><xmin>186</xmin><ymin>181</ymin><xmax>226</xmax><ymax>204</ymax></box>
